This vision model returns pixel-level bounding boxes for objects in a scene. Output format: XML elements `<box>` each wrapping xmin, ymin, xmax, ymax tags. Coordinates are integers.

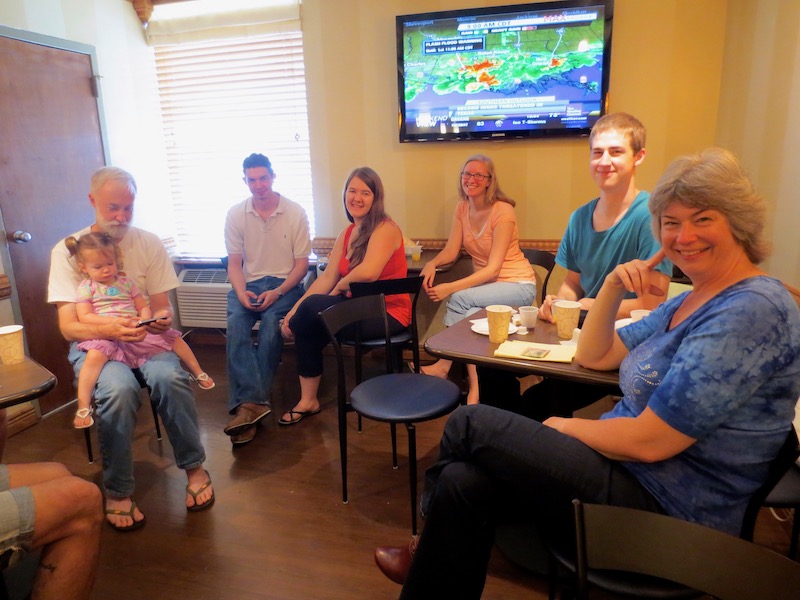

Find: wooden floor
<box><xmin>5</xmin><ymin>343</ymin><xmax>796</xmax><ymax>599</ymax></box>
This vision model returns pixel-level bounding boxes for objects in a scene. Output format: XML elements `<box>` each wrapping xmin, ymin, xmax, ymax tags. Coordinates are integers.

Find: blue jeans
<box><xmin>443</xmin><ymin>281</ymin><xmax>536</xmax><ymax>326</ymax></box>
<box><xmin>402</xmin><ymin>405</ymin><xmax>664</xmax><ymax>599</ymax></box>
<box><xmin>226</xmin><ymin>276</ymin><xmax>304</xmax><ymax>413</ymax></box>
<box><xmin>69</xmin><ymin>344</ymin><xmax>206</xmax><ymax>499</ymax></box>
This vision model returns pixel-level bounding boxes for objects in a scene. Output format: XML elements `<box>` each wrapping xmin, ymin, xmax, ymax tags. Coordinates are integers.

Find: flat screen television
<box><xmin>396</xmin><ymin>0</ymin><xmax>614</xmax><ymax>143</ymax></box>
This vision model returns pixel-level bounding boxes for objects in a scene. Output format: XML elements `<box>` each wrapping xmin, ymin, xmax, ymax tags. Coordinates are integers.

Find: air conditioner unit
<box><xmin>176</xmin><ymin>269</ymin><xmax>231</xmax><ymax>329</ymax></box>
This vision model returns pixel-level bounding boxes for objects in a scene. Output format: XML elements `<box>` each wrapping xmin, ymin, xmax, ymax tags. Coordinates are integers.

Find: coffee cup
<box><xmin>0</xmin><ymin>325</ymin><xmax>24</xmax><ymax>365</ymax></box>
<box><xmin>518</xmin><ymin>306</ymin><xmax>539</xmax><ymax>329</ymax></box>
<box><xmin>552</xmin><ymin>300</ymin><xmax>582</xmax><ymax>339</ymax></box>
<box><xmin>485</xmin><ymin>305</ymin><xmax>513</xmax><ymax>344</ymax></box>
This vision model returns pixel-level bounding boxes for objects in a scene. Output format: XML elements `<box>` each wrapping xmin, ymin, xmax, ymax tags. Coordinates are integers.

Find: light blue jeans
<box><xmin>68</xmin><ymin>344</ymin><xmax>206</xmax><ymax>499</ymax></box>
<box><xmin>443</xmin><ymin>281</ymin><xmax>536</xmax><ymax>326</ymax></box>
<box><xmin>225</xmin><ymin>276</ymin><xmax>304</xmax><ymax>413</ymax></box>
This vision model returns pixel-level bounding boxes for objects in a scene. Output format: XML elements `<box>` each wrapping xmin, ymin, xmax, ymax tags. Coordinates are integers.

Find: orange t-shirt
<box><xmin>455</xmin><ymin>201</ymin><xmax>535</xmax><ymax>282</ymax></box>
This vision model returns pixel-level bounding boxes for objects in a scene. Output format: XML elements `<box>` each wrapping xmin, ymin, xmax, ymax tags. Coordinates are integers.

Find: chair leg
<box><xmin>83</xmin><ymin>428</ymin><xmax>94</xmax><ymax>464</ymax></box>
<box><xmin>391</xmin><ymin>423</ymin><xmax>398</xmax><ymax>469</ymax></box>
<box><xmin>357</xmin><ymin>414</ymin><xmax>363</xmax><ymax>433</ymax></box>
<box><xmin>790</xmin><ymin>507</ymin><xmax>799</xmax><ymax>560</ymax></box>
<box><xmin>339</xmin><ymin>402</ymin><xmax>349</xmax><ymax>504</ymax></box>
<box><xmin>150</xmin><ymin>398</ymin><xmax>162</xmax><ymax>440</ymax></box>
<box><xmin>407</xmin><ymin>423</ymin><xmax>418</xmax><ymax>536</ymax></box>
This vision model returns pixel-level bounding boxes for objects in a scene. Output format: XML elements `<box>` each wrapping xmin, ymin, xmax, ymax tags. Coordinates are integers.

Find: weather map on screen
<box><xmin>396</xmin><ymin>1</ymin><xmax>613</xmax><ymax>142</ymax></box>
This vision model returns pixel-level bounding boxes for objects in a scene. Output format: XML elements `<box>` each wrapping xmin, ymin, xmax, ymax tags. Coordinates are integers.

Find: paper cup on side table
<box><xmin>518</xmin><ymin>306</ymin><xmax>539</xmax><ymax>329</ymax></box>
<box><xmin>0</xmin><ymin>325</ymin><xmax>24</xmax><ymax>365</ymax></box>
<box><xmin>553</xmin><ymin>300</ymin><xmax>582</xmax><ymax>339</ymax></box>
<box><xmin>485</xmin><ymin>305</ymin><xmax>513</xmax><ymax>344</ymax></box>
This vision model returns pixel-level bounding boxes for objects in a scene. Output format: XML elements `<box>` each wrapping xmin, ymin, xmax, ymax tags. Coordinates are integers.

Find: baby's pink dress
<box><xmin>75</xmin><ymin>276</ymin><xmax>180</xmax><ymax>368</ymax></box>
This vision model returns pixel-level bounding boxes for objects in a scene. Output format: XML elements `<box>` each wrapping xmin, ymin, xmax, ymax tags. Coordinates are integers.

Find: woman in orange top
<box><xmin>280</xmin><ymin>167</ymin><xmax>410</xmax><ymax>425</ymax></box>
<box><xmin>420</xmin><ymin>155</ymin><xmax>536</xmax><ymax>404</ymax></box>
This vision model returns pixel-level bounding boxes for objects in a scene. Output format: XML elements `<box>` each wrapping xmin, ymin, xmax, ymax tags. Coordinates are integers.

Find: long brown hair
<box><xmin>343</xmin><ymin>167</ymin><xmax>389</xmax><ymax>269</ymax></box>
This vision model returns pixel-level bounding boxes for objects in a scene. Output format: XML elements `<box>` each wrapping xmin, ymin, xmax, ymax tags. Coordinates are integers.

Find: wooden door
<box><xmin>0</xmin><ymin>29</ymin><xmax>108</xmax><ymax>414</ymax></box>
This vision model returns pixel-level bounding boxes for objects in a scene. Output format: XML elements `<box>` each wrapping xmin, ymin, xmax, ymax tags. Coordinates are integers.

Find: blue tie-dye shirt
<box><xmin>604</xmin><ymin>276</ymin><xmax>800</xmax><ymax>534</ymax></box>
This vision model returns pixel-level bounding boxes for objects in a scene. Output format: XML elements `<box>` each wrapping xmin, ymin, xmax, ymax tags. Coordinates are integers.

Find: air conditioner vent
<box><xmin>176</xmin><ymin>268</ymin><xmax>231</xmax><ymax>329</ymax></box>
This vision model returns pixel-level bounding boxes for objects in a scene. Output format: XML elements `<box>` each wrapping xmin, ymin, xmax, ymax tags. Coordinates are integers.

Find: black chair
<box><xmin>83</xmin><ymin>369</ymin><xmax>161</xmax><ymax>464</ymax></box>
<box><xmin>739</xmin><ymin>427</ymin><xmax>800</xmax><ymax>543</ymax></box>
<box><xmin>522</xmin><ymin>248</ymin><xmax>556</xmax><ymax>306</ymax></box>
<box><xmin>758</xmin><ymin>461</ymin><xmax>800</xmax><ymax>560</ymax></box>
<box><xmin>320</xmin><ymin>294</ymin><xmax>461</xmax><ymax>535</ymax></box>
<box><xmin>572</xmin><ymin>499</ymin><xmax>800</xmax><ymax>600</ymax></box>
<box><xmin>542</xmin><ymin>427</ymin><xmax>800</xmax><ymax>599</ymax></box>
<box><xmin>348</xmin><ymin>276</ymin><xmax>423</xmax><ymax>383</ymax></box>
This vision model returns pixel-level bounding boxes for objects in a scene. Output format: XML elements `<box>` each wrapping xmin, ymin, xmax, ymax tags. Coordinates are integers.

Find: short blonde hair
<box><xmin>589</xmin><ymin>112</ymin><xmax>646</xmax><ymax>154</ymax></box>
<box><xmin>649</xmin><ymin>147</ymin><xmax>769</xmax><ymax>264</ymax></box>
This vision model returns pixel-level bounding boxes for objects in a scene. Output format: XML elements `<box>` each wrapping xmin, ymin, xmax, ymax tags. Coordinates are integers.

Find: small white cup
<box><xmin>630</xmin><ymin>309</ymin><xmax>652</xmax><ymax>322</ymax></box>
<box><xmin>518</xmin><ymin>306</ymin><xmax>539</xmax><ymax>329</ymax></box>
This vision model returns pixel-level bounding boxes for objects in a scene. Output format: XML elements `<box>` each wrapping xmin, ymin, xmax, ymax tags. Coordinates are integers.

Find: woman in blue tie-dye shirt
<box><xmin>374</xmin><ymin>148</ymin><xmax>800</xmax><ymax>598</ymax></box>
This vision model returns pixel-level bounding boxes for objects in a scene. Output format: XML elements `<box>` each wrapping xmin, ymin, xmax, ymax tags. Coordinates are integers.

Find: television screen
<box><xmin>396</xmin><ymin>0</ymin><xmax>614</xmax><ymax>143</ymax></box>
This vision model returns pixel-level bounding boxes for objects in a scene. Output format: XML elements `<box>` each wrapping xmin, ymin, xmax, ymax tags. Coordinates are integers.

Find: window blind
<box><xmin>153</xmin><ymin>32</ymin><xmax>314</xmax><ymax>258</ymax></box>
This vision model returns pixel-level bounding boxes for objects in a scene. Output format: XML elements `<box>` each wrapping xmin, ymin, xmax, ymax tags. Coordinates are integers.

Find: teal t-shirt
<box><xmin>556</xmin><ymin>191</ymin><xmax>671</xmax><ymax>298</ymax></box>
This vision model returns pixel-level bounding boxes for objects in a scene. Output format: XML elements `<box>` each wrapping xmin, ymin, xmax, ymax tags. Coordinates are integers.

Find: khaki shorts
<box><xmin>0</xmin><ymin>465</ymin><xmax>35</xmax><ymax>568</ymax></box>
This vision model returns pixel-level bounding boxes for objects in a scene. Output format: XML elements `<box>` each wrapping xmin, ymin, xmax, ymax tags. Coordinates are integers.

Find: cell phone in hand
<box><xmin>250</xmin><ymin>298</ymin><xmax>262</xmax><ymax>305</ymax></box>
<box><xmin>136</xmin><ymin>316</ymin><xmax>166</xmax><ymax>327</ymax></box>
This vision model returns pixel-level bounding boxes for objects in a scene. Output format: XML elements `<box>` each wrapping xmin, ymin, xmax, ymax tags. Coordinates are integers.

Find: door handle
<box><xmin>12</xmin><ymin>231</ymin><xmax>32</xmax><ymax>244</ymax></box>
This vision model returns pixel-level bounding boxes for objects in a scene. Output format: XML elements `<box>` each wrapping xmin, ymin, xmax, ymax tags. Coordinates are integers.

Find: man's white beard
<box><xmin>98</xmin><ymin>220</ymin><xmax>130</xmax><ymax>241</ymax></box>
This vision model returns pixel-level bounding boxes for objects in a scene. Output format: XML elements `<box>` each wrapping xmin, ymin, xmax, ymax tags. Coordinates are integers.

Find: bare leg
<box><xmin>74</xmin><ymin>351</ymin><xmax>108</xmax><ymax>428</ymax></box>
<box><xmin>172</xmin><ymin>338</ymin><xmax>214</xmax><ymax>389</ymax></box>
<box><xmin>466</xmin><ymin>364</ymin><xmax>480</xmax><ymax>405</ymax></box>
<box><xmin>8</xmin><ymin>463</ymin><xmax>102</xmax><ymax>600</ymax></box>
<box><xmin>420</xmin><ymin>359</ymin><xmax>453</xmax><ymax>379</ymax></box>
<box><xmin>281</xmin><ymin>375</ymin><xmax>321</xmax><ymax>422</ymax></box>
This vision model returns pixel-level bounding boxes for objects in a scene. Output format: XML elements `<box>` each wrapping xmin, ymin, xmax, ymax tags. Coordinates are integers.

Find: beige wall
<box><xmin>2</xmin><ymin>0</ymin><xmax>798</xmax><ymax>285</ymax></box>
<box><xmin>716</xmin><ymin>0</ymin><xmax>800</xmax><ymax>283</ymax></box>
<box><xmin>302</xmin><ymin>0</ymin><xmax>728</xmax><ymax>242</ymax></box>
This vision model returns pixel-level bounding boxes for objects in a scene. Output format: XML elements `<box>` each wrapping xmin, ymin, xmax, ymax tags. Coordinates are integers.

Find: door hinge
<box><xmin>90</xmin><ymin>75</ymin><xmax>103</xmax><ymax>98</ymax></box>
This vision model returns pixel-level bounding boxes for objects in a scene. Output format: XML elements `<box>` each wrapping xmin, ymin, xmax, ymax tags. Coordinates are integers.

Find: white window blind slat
<box><xmin>154</xmin><ymin>31</ymin><xmax>314</xmax><ymax>258</ymax></box>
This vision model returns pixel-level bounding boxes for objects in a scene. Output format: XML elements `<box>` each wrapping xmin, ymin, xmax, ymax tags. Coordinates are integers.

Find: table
<box><xmin>0</xmin><ymin>357</ymin><xmax>57</xmax><ymax>409</ymax></box>
<box><xmin>424</xmin><ymin>309</ymin><xmax>620</xmax><ymax>392</ymax></box>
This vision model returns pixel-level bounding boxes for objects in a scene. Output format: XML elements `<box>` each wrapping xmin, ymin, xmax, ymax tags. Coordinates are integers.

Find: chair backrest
<box><xmin>320</xmin><ymin>295</ymin><xmax>393</xmax><ymax>398</ymax></box>
<box><xmin>349</xmin><ymin>276</ymin><xmax>423</xmax><ymax>371</ymax></box>
<box><xmin>573</xmin><ymin>499</ymin><xmax>800</xmax><ymax>600</ymax></box>
<box><xmin>740</xmin><ymin>426</ymin><xmax>800</xmax><ymax>539</ymax></box>
<box><xmin>521</xmin><ymin>248</ymin><xmax>555</xmax><ymax>306</ymax></box>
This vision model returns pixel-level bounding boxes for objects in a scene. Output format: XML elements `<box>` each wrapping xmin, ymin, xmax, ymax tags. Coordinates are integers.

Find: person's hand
<box><xmin>330</xmin><ymin>280</ymin><xmax>349</xmax><ymax>296</ymax></box>
<box><xmin>420</xmin><ymin>263</ymin><xmax>437</xmax><ymax>289</ymax></box>
<box><xmin>239</xmin><ymin>291</ymin><xmax>265</xmax><ymax>311</ymax></box>
<box><xmin>144</xmin><ymin>309</ymin><xmax>173</xmax><ymax>334</ymax></box>
<box><xmin>605</xmin><ymin>249</ymin><xmax>668</xmax><ymax>298</ymax></box>
<box><xmin>542</xmin><ymin>415</ymin><xmax>569</xmax><ymax>433</ymax></box>
<box><xmin>111</xmin><ymin>318</ymin><xmax>148</xmax><ymax>343</ymax></box>
<box><xmin>425</xmin><ymin>282</ymin><xmax>452</xmax><ymax>303</ymax></box>
<box><xmin>280</xmin><ymin>314</ymin><xmax>295</xmax><ymax>340</ymax></box>
<box><xmin>538</xmin><ymin>295</ymin><xmax>560</xmax><ymax>323</ymax></box>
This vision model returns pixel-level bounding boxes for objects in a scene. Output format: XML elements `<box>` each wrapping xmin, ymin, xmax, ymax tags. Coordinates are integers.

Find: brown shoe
<box><xmin>230</xmin><ymin>425</ymin><xmax>256</xmax><ymax>446</ymax></box>
<box><xmin>374</xmin><ymin>536</ymin><xmax>418</xmax><ymax>585</ymax></box>
<box><xmin>224</xmin><ymin>403</ymin><xmax>272</xmax><ymax>436</ymax></box>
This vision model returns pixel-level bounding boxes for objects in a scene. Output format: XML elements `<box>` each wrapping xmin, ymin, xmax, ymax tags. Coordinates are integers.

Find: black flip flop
<box><xmin>278</xmin><ymin>407</ymin><xmax>321</xmax><ymax>426</ymax></box>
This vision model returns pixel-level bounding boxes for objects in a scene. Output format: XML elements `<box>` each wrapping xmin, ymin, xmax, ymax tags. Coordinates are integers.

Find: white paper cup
<box><xmin>485</xmin><ymin>305</ymin><xmax>513</xmax><ymax>344</ymax></box>
<box><xmin>553</xmin><ymin>300</ymin><xmax>582</xmax><ymax>339</ymax></box>
<box><xmin>630</xmin><ymin>309</ymin><xmax>652</xmax><ymax>322</ymax></box>
<box><xmin>0</xmin><ymin>325</ymin><xmax>24</xmax><ymax>365</ymax></box>
<box><xmin>518</xmin><ymin>305</ymin><xmax>539</xmax><ymax>329</ymax></box>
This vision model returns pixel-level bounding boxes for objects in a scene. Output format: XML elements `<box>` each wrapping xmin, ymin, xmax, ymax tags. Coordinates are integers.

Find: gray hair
<box><xmin>90</xmin><ymin>166</ymin><xmax>137</xmax><ymax>198</ymax></box>
<box><xmin>649</xmin><ymin>147</ymin><xmax>769</xmax><ymax>264</ymax></box>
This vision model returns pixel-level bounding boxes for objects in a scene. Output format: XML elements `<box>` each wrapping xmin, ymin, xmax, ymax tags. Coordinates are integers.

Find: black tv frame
<box><xmin>396</xmin><ymin>0</ymin><xmax>614</xmax><ymax>143</ymax></box>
